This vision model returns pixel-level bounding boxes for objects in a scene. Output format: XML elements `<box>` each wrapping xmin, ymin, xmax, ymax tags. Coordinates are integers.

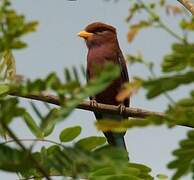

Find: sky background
<box><xmin>1</xmin><ymin>0</ymin><xmax>191</xmax><ymax>179</ymax></box>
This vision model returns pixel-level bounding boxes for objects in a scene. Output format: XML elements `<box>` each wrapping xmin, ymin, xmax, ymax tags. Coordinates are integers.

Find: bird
<box><xmin>78</xmin><ymin>22</ymin><xmax>129</xmax><ymax>149</ymax></box>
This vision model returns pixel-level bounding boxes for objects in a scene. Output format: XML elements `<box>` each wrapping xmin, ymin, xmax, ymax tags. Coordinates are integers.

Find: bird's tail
<box><xmin>104</xmin><ymin>132</ymin><xmax>127</xmax><ymax>150</ymax></box>
<box><xmin>94</xmin><ymin>113</ymin><xmax>127</xmax><ymax>150</ymax></box>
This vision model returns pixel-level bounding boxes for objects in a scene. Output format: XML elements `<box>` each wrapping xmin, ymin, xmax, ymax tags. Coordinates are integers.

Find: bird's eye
<box><xmin>93</xmin><ymin>29</ymin><xmax>106</xmax><ymax>34</ymax></box>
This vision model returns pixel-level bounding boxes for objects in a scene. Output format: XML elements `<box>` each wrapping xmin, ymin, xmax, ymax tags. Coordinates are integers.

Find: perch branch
<box><xmin>10</xmin><ymin>92</ymin><xmax>164</xmax><ymax>118</ymax></box>
<box><xmin>9</xmin><ymin>92</ymin><xmax>193</xmax><ymax>128</ymax></box>
<box><xmin>177</xmin><ymin>0</ymin><xmax>194</xmax><ymax>15</ymax></box>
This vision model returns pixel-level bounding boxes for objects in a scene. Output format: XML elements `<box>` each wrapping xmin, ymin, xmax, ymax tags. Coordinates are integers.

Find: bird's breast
<box><xmin>87</xmin><ymin>45</ymin><xmax>124</xmax><ymax>106</ymax></box>
<box><xmin>87</xmin><ymin>45</ymin><xmax>117</xmax><ymax>75</ymax></box>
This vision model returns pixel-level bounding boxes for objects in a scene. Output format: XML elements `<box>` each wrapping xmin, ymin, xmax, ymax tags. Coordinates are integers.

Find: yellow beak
<box><xmin>77</xmin><ymin>30</ymin><xmax>93</xmax><ymax>39</ymax></box>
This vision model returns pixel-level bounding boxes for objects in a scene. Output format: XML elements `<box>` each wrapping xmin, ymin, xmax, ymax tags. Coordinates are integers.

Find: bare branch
<box><xmin>9</xmin><ymin>92</ymin><xmax>193</xmax><ymax>128</ymax></box>
<box><xmin>10</xmin><ymin>92</ymin><xmax>164</xmax><ymax>118</ymax></box>
<box><xmin>178</xmin><ymin>0</ymin><xmax>194</xmax><ymax>15</ymax></box>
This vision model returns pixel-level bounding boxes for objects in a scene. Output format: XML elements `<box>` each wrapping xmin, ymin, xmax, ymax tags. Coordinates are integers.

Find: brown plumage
<box><xmin>78</xmin><ymin>22</ymin><xmax>129</xmax><ymax>149</ymax></box>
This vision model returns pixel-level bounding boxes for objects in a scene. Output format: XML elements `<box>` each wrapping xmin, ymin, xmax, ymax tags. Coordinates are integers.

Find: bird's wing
<box><xmin>117</xmin><ymin>48</ymin><xmax>130</xmax><ymax>108</ymax></box>
<box><xmin>86</xmin><ymin>68</ymin><xmax>90</xmax><ymax>82</ymax></box>
<box><xmin>117</xmin><ymin>48</ymin><xmax>129</xmax><ymax>82</ymax></box>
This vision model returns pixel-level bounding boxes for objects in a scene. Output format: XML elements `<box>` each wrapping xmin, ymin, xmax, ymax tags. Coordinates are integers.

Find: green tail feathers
<box><xmin>104</xmin><ymin>132</ymin><xmax>127</xmax><ymax>149</ymax></box>
<box><xmin>94</xmin><ymin>113</ymin><xmax>127</xmax><ymax>150</ymax></box>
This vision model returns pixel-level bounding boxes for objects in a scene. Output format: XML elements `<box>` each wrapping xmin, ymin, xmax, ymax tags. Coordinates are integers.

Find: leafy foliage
<box><xmin>165</xmin><ymin>91</ymin><xmax>194</xmax><ymax>127</ymax></box>
<box><xmin>162</xmin><ymin>43</ymin><xmax>194</xmax><ymax>72</ymax></box>
<box><xmin>0</xmin><ymin>144</ymin><xmax>30</xmax><ymax>172</ymax></box>
<box><xmin>143</xmin><ymin>71</ymin><xmax>194</xmax><ymax>99</ymax></box>
<box><xmin>0</xmin><ymin>2</ymin><xmax>147</xmax><ymax>179</ymax></box>
<box><xmin>0</xmin><ymin>97</ymin><xmax>43</xmax><ymax>138</ymax></box>
<box><xmin>0</xmin><ymin>0</ymin><xmax>38</xmax><ymax>52</ymax></box>
<box><xmin>0</xmin><ymin>62</ymin><xmax>121</xmax><ymax>139</ymax></box>
<box><xmin>0</xmin><ymin>127</ymin><xmax>153</xmax><ymax>180</ymax></box>
<box><xmin>18</xmin><ymin>63</ymin><xmax>120</xmax><ymax>137</ymax></box>
<box><xmin>0</xmin><ymin>84</ymin><xmax>9</xmax><ymax>96</ymax></box>
<box><xmin>180</xmin><ymin>17</ymin><xmax>194</xmax><ymax>31</ymax></box>
<box><xmin>126</xmin><ymin>0</ymin><xmax>194</xmax><ymax>179</ymax></box>
<box><xmin>0</xmin><ymin>0</ymin><xmax>194</xmax><ymax>180</ymax></box>
<box><xmin>168</xmin><ymin>130</ymin><xmax>194</xmax><ymax>180</ymax></box>
<box><xmin>0</xmin><ymin>50</ymin><xmax>16</xmax><ymax>82</ymax></box>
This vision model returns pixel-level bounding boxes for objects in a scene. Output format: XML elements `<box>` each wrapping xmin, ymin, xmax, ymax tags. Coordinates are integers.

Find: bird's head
<box><xmin>78</xmin><ymin>22</ymin><xmax>117</xmax><ymax>48</ymax></box>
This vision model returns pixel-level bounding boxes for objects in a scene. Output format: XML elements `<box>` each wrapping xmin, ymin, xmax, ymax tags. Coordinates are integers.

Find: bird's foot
<box><xmin>90</xmin><ymin>99</ymin><xmax>98</xmax><ymax>108</ymax></box>
<box><xmin>118</xmin><ymin>104</ymin><xmax>126</xmax><ymax>115</ymax></box>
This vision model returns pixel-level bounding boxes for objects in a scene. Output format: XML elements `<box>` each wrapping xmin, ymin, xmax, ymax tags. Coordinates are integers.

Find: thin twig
<box><xmin>148</xmin><ymin>64</ymin><xmax>176</xmax><ymax>105</ymax></box>
<box><xmin>178</xmin><ymin>0</ymin><xmax>194</xmax><ymax>15</ymax></box>
<box><xmin>1</xmin><ymin>138</ymin><xmax>65</xmax><ymax>148</ymax></box>
<box><xmin>137</xmin><ymin>0</ymin><xmax>184</xmax><ymax>42</ymax></box>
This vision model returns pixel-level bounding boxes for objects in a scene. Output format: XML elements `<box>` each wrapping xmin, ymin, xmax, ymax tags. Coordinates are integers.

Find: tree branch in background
<box><xmin>177</xmin><ymin>0</ymin><xmax>194</xmax><ymax>15</ymax></box>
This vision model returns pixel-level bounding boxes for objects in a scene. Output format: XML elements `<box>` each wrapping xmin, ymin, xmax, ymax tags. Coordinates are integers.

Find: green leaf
<box><xmin>0</xmin><ymin>1</ymin><xmax>38</xmax><ymax>52</ymax></box>
<box><xmin>162</xmin><ymin>43</ymin><xmax>194</xmax><ymax>73</ymax></box>
<box><xmin>0</xmin><ymin>144</ymin><xmax>31</xmax><ymax>172</ymax></box>
<box><xmin>180</xmin><ymin>18</ymin><xmax>194</xmax><ymax>31</ymax></box>
<box><xmin>40</xmin><ymin>108</ymin><xmax>59</xmax><ymax>137</ymax></box>
<box><xmin>164</xmin><ymin>92</ymin><xmax>194</xmax><ymax>128</ymax></box>
<box><xmin>128</xmin><ymin>163</ymin><xmax>152</xmax><ymax>173</ymax></box>
<box><xmin>22</xmin><ymin>21</ymin><xmax>38</xmax><ymax>34</ymax></box>
<box><xmin>0</xmin><ymin>97</ymin><xmax>24</xmax><ymax>126</ymax></box>
<box><xmin>42</xmin><ymin>122</ymin><xmax>55</xmax><ymax>137</ymax></box>
<box><xmin>156</xmin><ymin>174</ymin><xmax>168</xmax><ymax>180</ymax></box>
<box><xmin>1</xmin><ymin>143</ymin><xmax>152</xmax><ymax>179</ymax></box>
<box><xmin>94</xmin><ymin>146</ymin><xmax>129</xmax><ymax>162</ymax></box>
<box><xmin>144</xmin><ymin>71</ymin><xmax>194</xmax><ymax>98</ymax></box>
<box><xmin>90</xmin><ymin>167</ymin><xmax>115</xmax><ymax>177</ymax></box>
<box><xmin>0</xmin><ymin>84</ymin><xmax>9</xmax><ymax>96</ymax></box>
<box><xmin>59</xmin><ymin>126</ymin><xmax>81</xmax><ymax>142</ymax></box>
<box><xmin>90</xmin><ymin>175</ymin><xmax>142</xmax><ymax>180</ymax></box>
<box><xmin>22</xmin><ymin>111</ymin><xmax>43</xmax><ymax>138</ymax></box>
<box><xmin>10</xmin><ymin>40</ymin><xmax>27</xmax><ymax>49</ymax></box>
<box><xmin>0</xmin><ymin>50</ymin><xmax>16</xmax><ymax>81</ymax></box>
<box><xmin>101</xmin><ymin>175</ymin><xmax>142</xmax><ymax>180</ymax></box>
<box><xmin>168</xmin><ymin>130</ymin><xmax>194</xmax><ymax>179</ymax></box>
<box><xmin>180</xmin><ymin>139</ymin><xmax>194</xmax><ymax>149</ymax></box>
<box><xmin>29</xmin><ymin>101</ymin><xmax>43</xmax><ymax>119</ymax></box>
<box><xmin>76</xmin><ymin>136</ymin><xmax>106</xmax><ymax>151</ymax></box>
